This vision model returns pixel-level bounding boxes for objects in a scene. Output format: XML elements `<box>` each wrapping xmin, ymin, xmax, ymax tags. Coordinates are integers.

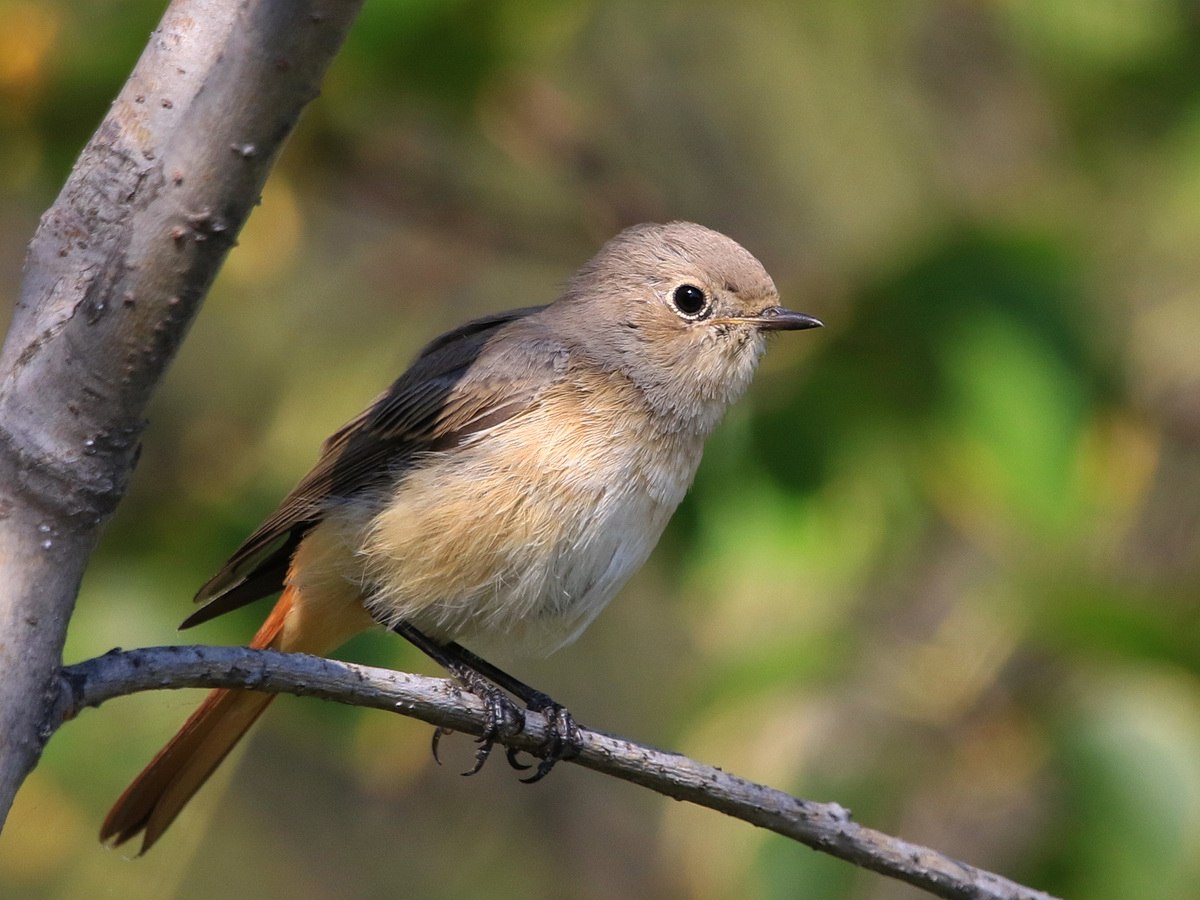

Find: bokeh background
<box><xmin>3</xmin><ymin>1</ymin><xmax>1200</xmax><ymax>898</ymax></box>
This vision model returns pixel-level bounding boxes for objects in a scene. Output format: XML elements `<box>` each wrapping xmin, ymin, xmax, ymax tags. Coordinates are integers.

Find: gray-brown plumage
<box><xmin>101</xmin><ymin>221</ymin><xmax>822</xmax><ymax>853</ymax></box>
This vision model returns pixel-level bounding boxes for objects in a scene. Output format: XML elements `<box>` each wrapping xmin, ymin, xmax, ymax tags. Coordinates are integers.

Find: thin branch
<box><xmin>55</xmin><ymin>646</ymin><xmax>1058</xmax><ymax>900</ymax></box>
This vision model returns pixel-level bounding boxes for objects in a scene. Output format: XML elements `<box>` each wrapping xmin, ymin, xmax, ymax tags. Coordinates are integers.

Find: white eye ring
<box><xmin>670</xmin><ymin>283</ymin><xmax>710</xmax><ymax>320</ymax></box>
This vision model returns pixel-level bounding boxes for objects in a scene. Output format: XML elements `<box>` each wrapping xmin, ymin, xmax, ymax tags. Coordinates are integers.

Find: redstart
<box><xmin>101</xmin><ymin>221</ymin><xmax>822</xmax><ymax>853</ymax></box>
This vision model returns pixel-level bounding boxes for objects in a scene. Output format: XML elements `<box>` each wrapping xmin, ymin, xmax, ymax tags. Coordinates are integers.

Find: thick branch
<box><xmin>0</xmin><ymin>0</ymin><xmax>363</xmax><ymax>824</ymax></box>
<box><xmin>55</xmin><ymin>647</ymin><xmax>1058</xmax><ymax>900</ymax></box>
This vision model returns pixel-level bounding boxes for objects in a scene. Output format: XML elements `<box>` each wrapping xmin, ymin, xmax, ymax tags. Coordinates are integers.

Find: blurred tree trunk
<box><xmin>0</xmin><ymin>0</ymin><xmax>364</xmax><ymax>829</ymax></box>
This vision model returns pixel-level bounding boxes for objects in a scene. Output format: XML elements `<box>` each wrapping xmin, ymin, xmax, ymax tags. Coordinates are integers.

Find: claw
<box><xmin>431</xmin><ymin>726</ymin><xmax>453</xmax><ymax>765</ymax></box>
<box><xmin>506</xmin><ymin>745</ymin><xmax>533</xmax><ymax>771</ymax></box>
<box><xmin>438</xmin><ymin>670</ymin><xmax>526</xmax><ymax>777</ymax></box>
<box><xmin>413</xmin><ymin>638</ymin><xmax>580</xmax><ymax>782</ymax></box>
<box><xmin>517</xmin><ymin>702</ymin><xmax>583</xmax><ymax>784</ymax></box>
<box><xmin>519</xmin><ymin>758</ymin><xmax>557</xmax><ymax>784</ymax></box>
<box><xmin>462</xmin><ymin>737</ymin><xmax>494</xmax><ymax>777</ymax></box>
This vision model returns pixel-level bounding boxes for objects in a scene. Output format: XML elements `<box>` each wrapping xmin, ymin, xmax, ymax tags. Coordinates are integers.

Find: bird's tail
<box><xmin>100</xmin><ymin>587</ymin><xmax>298</xmax><ymax>855</ymax></box>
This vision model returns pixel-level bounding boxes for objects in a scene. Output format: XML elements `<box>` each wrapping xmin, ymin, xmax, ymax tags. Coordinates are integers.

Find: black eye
<box><xmin>671</xmin><ymin>283</ymin><xmax>709</xmax><ymax>319</ymax></box>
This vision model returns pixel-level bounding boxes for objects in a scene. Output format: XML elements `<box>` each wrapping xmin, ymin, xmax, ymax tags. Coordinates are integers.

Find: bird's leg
<box><xmin>390</xmin><ymin>622</ymin><xmax>581</xmax><ymax>782</ymax></box>
<box><xmin>390</xmin><ymin>622</ymin><xmax>524</xmax><ymax>776</ymax></box>
<box><xmin>442</xmin><ymin>640</ymin><xmax>583</xmax><ymax>783</ymax></box>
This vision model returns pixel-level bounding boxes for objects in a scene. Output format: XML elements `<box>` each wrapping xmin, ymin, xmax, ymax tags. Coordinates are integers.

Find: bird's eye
<box><xmin>670</xmin><ymin>283</ymin><xmax>710</xmax><ymax>319</ymax></box>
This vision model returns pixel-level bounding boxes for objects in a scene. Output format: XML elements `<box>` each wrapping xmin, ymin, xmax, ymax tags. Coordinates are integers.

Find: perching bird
<box><xmin>101</xmin><ymin>221</ymin><xmax>822</xmax><ymax>854</ymax></box>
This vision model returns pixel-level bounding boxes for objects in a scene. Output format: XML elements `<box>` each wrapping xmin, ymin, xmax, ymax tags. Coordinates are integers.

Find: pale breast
<box><xmin>352</xmin><ymin>370</ymin><xmax>706</xmax><ymax>656</ymax></box>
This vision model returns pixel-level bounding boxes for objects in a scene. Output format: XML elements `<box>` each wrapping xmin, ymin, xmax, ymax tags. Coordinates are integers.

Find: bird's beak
<box><xmin>742</xmin><ymin>307</ymin><xmax>823</xmax><ymax>331</ymax></box>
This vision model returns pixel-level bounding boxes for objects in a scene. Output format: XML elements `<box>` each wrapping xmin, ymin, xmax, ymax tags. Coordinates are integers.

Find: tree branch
<box><xmin>0</xmin><ymin>0</ymin><xmax>364</xmax><ymax>824</ymax></box>
<box><xmin>54</xmin><ymin>646</ymin><xmax>1058</xmax><ymax>900</ymax></box>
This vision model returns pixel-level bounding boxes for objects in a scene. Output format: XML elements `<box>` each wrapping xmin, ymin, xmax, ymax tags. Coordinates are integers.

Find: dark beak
<box><xmin>749</xmin><ymin>307</ymin><xmax>824</xmax><ymax>331</ymax></box>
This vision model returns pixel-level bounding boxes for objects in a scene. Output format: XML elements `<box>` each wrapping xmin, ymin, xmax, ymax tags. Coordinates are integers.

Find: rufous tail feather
<box><xmin>101</xmin><ymin>587</ymin><xmax>298</xmax><ymax>855</ymax></box>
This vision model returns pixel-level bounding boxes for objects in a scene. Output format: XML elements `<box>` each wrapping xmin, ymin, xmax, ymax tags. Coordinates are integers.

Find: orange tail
<box><xmin>101</xmin><ymin>587</ymin><xmax>298</xmax><ymax>854</ymax></box>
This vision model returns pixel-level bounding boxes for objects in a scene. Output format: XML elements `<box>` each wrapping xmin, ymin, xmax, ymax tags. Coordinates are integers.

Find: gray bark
<box><xmin>56</xmin><ymin>646</ymin><xmax>1061</xmax><ymax>900</ymax></box>
<box><xmin>0</xmin><ymin>0</ymin><xmax>364</xmax><ymax>825</ymax></box>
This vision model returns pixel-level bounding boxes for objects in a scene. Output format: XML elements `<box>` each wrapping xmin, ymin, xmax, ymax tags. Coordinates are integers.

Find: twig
<box><xmin>56</xmin><ymin>646</ymin><xmax>1059</xmax><ymax>900</ymax></box>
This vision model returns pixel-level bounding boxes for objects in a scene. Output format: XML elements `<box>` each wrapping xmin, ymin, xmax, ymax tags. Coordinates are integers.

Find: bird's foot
<box><xmin>504</xmin><ymin>691</ymin><xmax>583</xmax><ymax>783</ymax></box>
<box><xmin>390</xmin><ymin>623</ymin><xmax>581</xmax><ymax>781</ymax></box>
<box><xmin>431</xmin><ymin>667</ymin><xmax>526</xmax><ymax>776</ymax></box>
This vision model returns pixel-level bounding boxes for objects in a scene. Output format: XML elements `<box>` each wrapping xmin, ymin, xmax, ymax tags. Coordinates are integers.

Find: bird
<box><xmin>100</xmin><ymin>220</ymin><xmax>822</xmax><ymax>854</ymax></box>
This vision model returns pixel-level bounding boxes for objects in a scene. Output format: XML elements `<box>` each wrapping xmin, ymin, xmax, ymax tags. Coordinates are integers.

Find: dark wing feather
<box><xmin>181</xmin><ymin>304</ymin><xmax>553</xmax><ymax>629</ymax></box>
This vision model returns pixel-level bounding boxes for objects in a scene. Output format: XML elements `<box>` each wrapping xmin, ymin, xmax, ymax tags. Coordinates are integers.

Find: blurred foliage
<box><xmin>3</xmin><ymin>1</ymin><xmax>1200</xmax><ymax>898</ymax></box>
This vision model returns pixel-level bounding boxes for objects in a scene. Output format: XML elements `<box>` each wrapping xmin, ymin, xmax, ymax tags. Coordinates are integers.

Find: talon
<box><xmin>442</xmin><ymin>668</ymin><xmax>526</xmax><ymax>777</ymax></box>
<box><xmin>506</xmin><ymin>746</ymin><xmax>533</xmax><ymax>771</ymax></box>
<box><xmin>393</xmin><ymin>627</ymin><xmax>578</xmax><ymax>782</ymax></box>
<box><xmin>519</xmin><ymin>757</ymin><xmax>558</xmax><ymax>784</ymax></box>
<box><xmin>460</xmin><ymin>709</ymin><xmax>502</xmax><ymax>777</ymax></box>
<box><xmin>462</xmin><ymin>736</ymin><xmax>495</xmax><ymax>777</ymax></box>
<box><xmin>431</xmin><ymin>726</ymin><xmax>454</xmax><ymax>765</ymax></box>
<box><xmin>517</xmin><ymin>702</ymin><xmax>583</xmax><ymax>783</ymax></box>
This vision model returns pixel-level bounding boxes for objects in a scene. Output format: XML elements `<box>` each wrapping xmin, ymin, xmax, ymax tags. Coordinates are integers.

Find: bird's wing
<box><xmin>181</xmin><ymin>305</ymin><xmax>556</xmax><ymax>628</ymax></box>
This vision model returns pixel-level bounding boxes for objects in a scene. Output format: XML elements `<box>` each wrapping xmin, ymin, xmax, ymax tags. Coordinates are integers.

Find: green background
<box><xmin>3</xmin><ymin>1</ymin><xmax>1200</xmax><ymax>898</ymax></box>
